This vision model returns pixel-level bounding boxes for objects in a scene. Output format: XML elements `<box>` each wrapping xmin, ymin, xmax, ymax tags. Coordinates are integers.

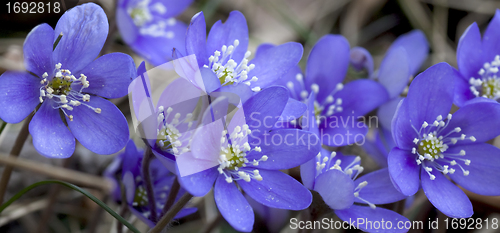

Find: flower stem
<box><xmin>142</xmin><ymin>146</ymin><xmax>157</xmax><ymax>222</ymax></box>
<box><xmin>0</xmin><ymin>112</ymin><xmax>34</xmax><ymax>204</ymax></box>
<box><xmin>148</xmin><ymin>192</ymin><xmax>193</xmax><ymax>233</ymax></box>
<box><xmin>161</xmin><ymin>177</ymin><xmax>180</xmax><ymax>215</ymax></box>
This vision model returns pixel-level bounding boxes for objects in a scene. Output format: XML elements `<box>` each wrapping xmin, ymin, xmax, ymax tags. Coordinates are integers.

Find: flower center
<box><xmin>128</xmin><ymin>0</ymin><xmax>176</xmax><ymax>39</ymax></box>
<box><xmin>469</xmin><ymin>55</ymin><xmax>500</xmax><ymax>100</ymax></box>
<box><xmin>410</xmin><ymin>114</ymin><xmax>474</xmax><ymax>180</ymax></box>
<box><xmin>39</xmin><ymin>63</ymin><xmax>98</xmax><ymax>121</ymax></box>
<box><xmin>132</xmin><ymin>185</ymin><xmax>149</xmax><ymax>207</ymax></box>
<box><xmin>204</xmin><ymin>40</ymin><xmax>261</xmax><ymax>92</ymax></box>
<box><xmin>217</xmin><ymin>124</ymin><xmax>267</xmax><ymax>183</ymax></box>
<box><xmin>156</xmin><ymin>106</ymin><xmax>193</xmax><ymax>155</ymax></box>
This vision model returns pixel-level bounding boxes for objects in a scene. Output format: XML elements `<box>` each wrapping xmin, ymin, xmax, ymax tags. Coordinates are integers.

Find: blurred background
<box><xmin>1</xmin><ymin>0</ymin><xmax>500</xmax><ymax>232</ymax></box>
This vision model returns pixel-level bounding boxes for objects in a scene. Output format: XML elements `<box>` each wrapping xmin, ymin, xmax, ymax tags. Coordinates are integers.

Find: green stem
<box><xmin>148</xmin><ymin>192</ymin><xmax>193</xmax><ymax>233</ymax></box>
<box><xmin>0</xmin><ymin>180</ymin><xmax>140</xmax><ymax>233</ymax></box>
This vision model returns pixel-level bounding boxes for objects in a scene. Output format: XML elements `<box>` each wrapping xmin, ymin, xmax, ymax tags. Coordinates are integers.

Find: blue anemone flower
<box><xmin>180</xmin><ymin>11</ymin><xmax>303</xmax><ymax>102</ymax></box>
<box><xmin>455</xmin><ymin>9</ymin><xmax>500</xmax><ymax>106</ymax></box>
<box><xmin>301</xmin><ymin>149</ymin><xmax>408</xmax><ymax>233</ymax></box>
<box><xmin>276</xmin><ymin>35</ymin><xmax>389</xmax><ymax>147</ymax></box>
<box><xmin>105</xmin><ymin>140</ymin><xmax>196</xmax><ymax>227</ymax></box>
<box><xmin>0</xmin><ymin>3</ymin><xmax>134</xmax><ymax>158</ymax></box>
<box><xmin>116</xmin><ymin>0</ymin><xmax>193</xmax><ymax>65</ymax></box>
<box><xmin>177</xmin><ymin>86</ymin><xmax>320</xmax><ymax>232</ymax></box>
<box><xmin>362</xmin><ymin>30</ymin><xmax>429</xmax><ymax>131</ymax></box>
<box><xmin>388</xmin><ymin>62</ymin><xmax>500</xmax><ymax>218</ymax></box>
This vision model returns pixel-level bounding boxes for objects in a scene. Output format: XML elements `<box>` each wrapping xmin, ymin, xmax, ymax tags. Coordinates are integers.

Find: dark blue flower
<box><xmin>276</xmin><ymin>35</ymin><xmax>389</xmax><ymax>146</ymax></box>
<box><xmin>388</xmin><ymin>62</ymin><xmax>500</xmax><ymax>218</ymax></box>
<box><xmin>116</xmin><ymin>0</ymin><xmax>193</xmax><ymax>65</ymax></box>
<box><xmin>181</xmin><ymin>11</ymin><xmax>303</xmax><ymax>102</ymax></box>
<box><xmin>0</xmin><ymin>3</ymin><xmax>134</xmax><ymax>158</ymax></box>
<box><xmin>301</xmin><ymin>149</ymin><xmax>408</xmax><ymax>233</ymax></box>
<box><xmin>105</xmin><ymin>140</ymin><xmax>196</xmax><ymax>227</ymax></box>
<box><xmin>455</xmin><ymin>9</ymin><xmax>500</xmax><ymax>106</ymax></box>
<box><xmin>177</xmin><ymin>86</ymin><xmax>321</xmax><ymax>232</ymax></box>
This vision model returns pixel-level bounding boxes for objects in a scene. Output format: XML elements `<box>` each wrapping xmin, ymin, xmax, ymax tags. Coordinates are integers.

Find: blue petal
<box><xmin>453</xmin><ymin>72</ymin><xmax>475</xmax><ymax>107</ymax></box>
<box><xmin>302</xmin><ymin>92</ymin><xmax>319</xmax><ymax>136</ymax></box>
<box><xmin>350</xmin><ymin>47</ymin><xmax>374</xmax><ymax>77</ymax></box>
<box><xmin>0</xmin><ymin>72</ymin><xmax>40</xmax><ymax>123</ymax></box>
<box><xmin>116</xmin><ymin>5</ymin><xmax>138</xmax><ymax>45</ymax></box>
<box><xmin>305</xmin><ymin>35</ymin><xmax>349</xmax><ymax>102</ymax></box>
<box><xmin>278</xmin><ymin>98</ymin><xmax>307</xmax><ymax>122</ymax></box>
<box><xmin>121</xmin><ymin>140</ymin><xmax>142</xmax><ymax>177</ymax></box>
<box><xmin>218</xmin><ymin>84</ymin><xmax>252</xmax><ymax>104</ymax></box>
<box><xmin>23</xmin><ymin>23</ymin><xmax>54</xmax><ymax>77</ymax></box>
<box><xmin>387</xmin><ymin>30</ymin><xmax>429</xmax><ymax>75</ymax></box>
<box><xmin>249</xmin><ymin>42</ymin><xmax>303</xmax><ymax>89</ymax></box>
<box><xmin>214</xmin><ymin>175</ymin><xmax>254</xmax><ymax>232</ymax></box>
<box><xmin>207</xmin><ymin>11</ymin><xmax>249</xmax><ymax>65</ymax></box>
<box><xmin>320</xmin><ymin>121</ymin><xmax>368</xmax><ymax>147</ymax></box>
<box><xmin>387</xmin><ymin>148</ymin><xmax>420</xmax><ymax>196</ymax></box>
<box><xmin>335</xmin><ymin>205</ymin><xmax>410</xmax><ymax>233</ymax></box>
<box><xmin>377</xmin><ymin>97</ymin><xmax>403</xmax><ymax>132</ymax></box>
<box><xmin>447</xmin><ymin>143</ymin><xmax>500</xmax><ymax>196</ymax></box>
<box><xmin>156</xmin><ymin>0</ymin><xmax>193</xmax><ymax>17</ymax></box>
<box><xmin>199</xmin><ymin>67</ymin><xmax>221</xmax><ymax>93</ymax></box>
<box><xmin>405</xmin><ymin>62</ymin><xmax>456</xmax><ymax>129</ymax></box>
<box><xmin>421</xmin><ymin>170</ymin><xmax>473</xmax><ymax>218</ymax></box>
<box><xmin>300</xmin><ymin>157</ymin><xmax>317</xmax><ymax>190</ymax></box>
<box><xmin>244</xmin><ymin>86</ymin><xmax>288</xmax><ymax>133</ymax></box>
<box><xmin>334</xmin><ymin>79</ymin><xmax>389</xmax><ymax>117</ymax></box>
<box><xmin>78</xmin><ymin>53</ymin><xmax>135</xmax><ymax>98</ymax></box>
<box><xmin>67</xmin><ymin>97</ymin><xmax>128</xmax><ymax>155</ymax></box>
<box><xmin>247</xmin><ymin>129</ymin><xmax>320</xmax><ymax>170</ymax></box>
<box><xmin>314</xmin><ymin>169</ymin><xmax>354</xmax><ymax>210</ymax></box>
<box><xmin>238</xmin><ymin>169</ymin><xmax>312</xmax><ymax>210</ymax></box>
<box><xmin>274</xmin><ymin>65</ymin><xmax>304</xmax><ymax>100</ymax></box>
<box><xmin>129</xmin><ymin>22</ymin><xmax>188</xmax><ymax>65</ymax></box>
<box><xmin>29</xmin><ymin>101</ymin><xmax>75</xmax><ymax>158</ymax></box>
<box><xmin>178</xmin><ymin>166</ymin><xmax>218</xmax><ymax>197</ymax></box>
<box><xmin>355</xmin><ymin>168</ymin><xmax>407</xmax><ymax>204</ymax></box>
<box><xmin>482</xmin><ymin>9</ymin><xmax>500</xmax><ymax>62</ymax></box>
<box><xmin>362</xmin><ymin>131</ymin><xmax>389</xmax><ymax>167</ymax></box>
<box><xmin>378</xmin><ymin>47</ymin><xmax>410</xmax><ymax>98</ymax></box>
<box><xmin>391</xmin><ymin>99</ymin><xmax>418</xmax><ymax>150</ymax></box>
<box><xmin>53</xmin><ymin>3</ymin><xmax>108</xmax><ymax>73</ymax></box>
<box><xmin>444</xmin><ymin>101</ymin><xmax>500</xmax><ymax>144</ymax></box>
<box><xmin>186</xmin><ymin>12</ymin><xmax>208</xmax><ymax>68</ymax></box>
<box><xmin>457</xmin><ymin>22</ymin><xmax>483</xmax><ymax>82</ymax></box>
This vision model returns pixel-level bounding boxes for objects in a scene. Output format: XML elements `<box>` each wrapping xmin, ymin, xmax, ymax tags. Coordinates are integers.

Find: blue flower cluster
<box><xmin>2</xmin><ymin>2</ymin><xmax>500</xmax><ymax>233</ymax></box>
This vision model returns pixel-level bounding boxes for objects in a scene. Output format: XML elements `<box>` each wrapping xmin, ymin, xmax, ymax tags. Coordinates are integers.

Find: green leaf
<box><xmin>0</xmin><ymin>180</ymin><xmax>140</xmax><ymax>233</ymax></box>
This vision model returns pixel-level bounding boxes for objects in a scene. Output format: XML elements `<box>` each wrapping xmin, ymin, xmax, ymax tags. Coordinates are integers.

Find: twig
<box><xmin>161</xmin><ymin>177</ymin><xmax>180</xmax><ymax>216</ymax></box>
<box><xmin>0</xmin><ymin>112</ymin><xmax>34</xmax><ymax>204</ymax></box>
<box><xmin>142</xmin><ymin>147</ymin><xmax>157</xmax><ymax>222</ymax></box>
<box><xmin>0</xmin><ymin>153</ymin><xmax>111</xmax><ymax>191</ymax></box>
<box><xmin>148</xmin><ymin>192</ymin><xmax>193</xmax><ymax>233</ymax></box>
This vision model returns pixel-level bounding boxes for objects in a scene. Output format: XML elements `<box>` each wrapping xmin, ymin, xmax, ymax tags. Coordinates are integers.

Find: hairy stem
<box><xmin>0</xmin><ymin>112</ymin><xmax>34</xmax><ymax>204</ymax></box>
<box><xmin>149</xmin><ymin>192</ymin><xmax>193</xmax><ymax>233</ymax></box>
<box><xmin>161</xmin><ymin>177</ymin><xmax>180</xmax><ymax>215</ymax></box>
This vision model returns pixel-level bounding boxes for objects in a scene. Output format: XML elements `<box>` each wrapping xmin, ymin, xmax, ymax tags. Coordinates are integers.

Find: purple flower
<box><xmin>116</xmin><ymin>0</ymin><xmax>192</xmax><ymax>65</ymax></box>
<box><xmin>276</xmin><ymin>35</ymin><xmax>389</xmax><ymax>146</ymax></box>
<box><xmin>105</xmin><ymin>140</ymin><xmax>196</xmax><ymax>227</ymax></box>
<box><xmin>130</xmin><ymin>61</ymin><xmax>205</xmax><ymax>173</ymax></box>
<box><xmin>455</xmin><ymin>9</ymin><xmax>500</xmax><ymax>106</ymax></box>
<box><xmin>361</xmin><ymin>127</ymin><xmax>395</xmax><ymax>167</ymax></box>
<box><xmin>177</xmin><ymin>86</ymin><xmax>321</xmax><ymax>232</ymax></box>
<box><xmin>388</xmin><ymin>62</ymin><xmax>500</xmax><ymax>218</ymax></box>
<box><xmin>0</xmin><ymin>3</ymin><xmax>134</xmax><ymax>158</ymax></box>
<box><xmin>181</xmin><ymin>11</ymin><xmax>303</xmax><ymax>102</ymax></box>
<box><xmin>301</xmin><ymin>149</ymin><xmax>408</xmax><ymax>233</ymax></box>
